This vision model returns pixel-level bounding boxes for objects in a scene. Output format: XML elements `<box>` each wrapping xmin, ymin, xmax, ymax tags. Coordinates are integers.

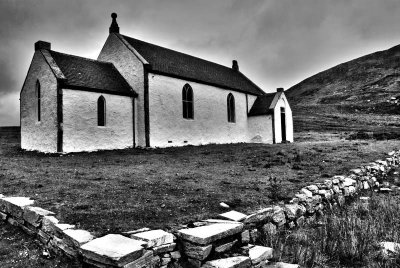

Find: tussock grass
<box><xmin>263</xmin><ymin>194</ymin><xmax>400</xmax><ymax>267</ymax></box>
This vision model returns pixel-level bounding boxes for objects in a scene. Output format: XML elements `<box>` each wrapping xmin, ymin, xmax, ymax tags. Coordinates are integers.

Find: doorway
<box><xmin>280</xmin><ymin>107</ymin><xmax>286</xmax><ymax>142</ymax></box>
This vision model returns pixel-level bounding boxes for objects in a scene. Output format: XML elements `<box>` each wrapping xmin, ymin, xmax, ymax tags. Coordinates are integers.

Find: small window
<box><xmin>35</xmin><ymin>80</ymin><xmax>41</xmax><ymax>122</ymax></box>
<box><xmin>227</xmin><ymin>93</ymin><xmax>235</xmax><ymax>123</ymax></box>
<box><xmin>182</xmin><ymin>84</ymin><xmax>193</xmax><ymax>119</ymax></box>
<box><xmin>98</xmin><ymin>96</ymin><xmax>106</xmax><ymax>126</ymax></box>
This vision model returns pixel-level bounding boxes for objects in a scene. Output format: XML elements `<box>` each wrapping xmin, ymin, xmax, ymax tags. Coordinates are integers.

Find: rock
<box><xmin>380</xmin><ymin>188</ymin><xmax>392</xmax><ymax>193</ymax></box>
<box><xmin>122</xmin><ymin>228</ymin><xmax>151</xmax><ymax>236</ymax></box>
<box><xmin>181</xmin><ymin>241</ymin><xmax>212</xmax><ymax>260</ymax></box>
<box><xmin>219</xmin><ymin>211</ymin><xmax>247</xmax><ymax>222</ymax></box>
<box><xmin>294</xmin><ymin>194</ymin><xmax>307</xmax><ymax>202</ymax></box>
<box><xmin>300</xmin><ymin>188</ymin><xmax>313</xmax><ymax>197</ymax></box>
<box><xmin>38</xmin><ymin>230</ymin><xmax>51</xmax><ymax>244</ymax></box>
<box><xmin>0</xmin><ymin>211</ymin><xmax>7</xmax><ymax>221</ymax></box>
<box><xmin>152</xmin><ymin>243</ymin><xmax>176</xmax><ymax>254</ymax></box>
<box><xmin>343</xmin><ymin>177</ymin><xmax>356</xmax><ymax>187</ymax></box>
<box><xmin>177</xmin><ymin>223</ymin><xmax>243</xmax><ymax>245</ymax></box>
<box><xmin>161</xmin><ymin>257</ymin><xmax>171</xmax><ymax>266</ymax></box>
<box><xmin>244</xmin><ymin>207</ymin><xmax>275</xmax><ymax>224</ymax></box>
<box><xmin>202</xmin><ymin>256</ymin><xmax>251</xmax><ymax>268</ymax></box>
<box><xmin>23</xmin><ymin>206</ymin><xmax>55</xmax><ymax>227</ymax></box>
<box><xmin>0</xmin><ymin>197</ymin><xmax>34</xmax><ymax>218</ymax></box>
<box><xmin>220</xmin><ymin>202</ymin><xmax>230</xmax><ymax>208</ymax></box>
<box><xmin>264</xmin><ymin>262</ymin><xmax>299</xmax><ymax>268</ymax></box>
<box><xmin>80</xmin><ymin>234</ymin><xmax>146</xmax><ymax>267</ymax></box>
<box><xmin>249</xmin><ymin>245</ymin><xmax>273</xmax><ymax>264</ymax></box>
<box><xmin>363</xmin><ymin>181</ymin><xmax>370</xmax><ymax>190</ymax></box>
<box><xmin>123</xmin><ymin>250</ymin><xmax>154</xmax><ymax>268</ymax></box>
<box><xmin>283</xmin><ymin>204</ymin><xmax>304</xmax><ymax>220</ymax></box>
<box><xmin>261</xmin><ymin>223</ymin><xmax>277</xmax><ymax>237</ymax></box>
<box><xmin>131</xmin><ymin>229</ymin><xmax>174</xmax><ymax>248</ymax></box>
<box><xmin>306</xmin><ymin>185</ymin><xmax>319</xmax><ymax>193</ymax></box>
<box><xmin>187</xmin><ymin>257</ymin><xmax>202</xmax><ymax>268</ymax></box>
<box><xmin>49</xmin><ymin>236</ymin><xmax>79</xmax><ymax>258</ymax></box>
<box><xmin>170</xmin><ymin>250</ymin><xmax>181</xmax><ymax>260</ymax></box>
<box><xmin>324</xmin><ymin>180</ymin><xmax>333</xmax><ymax>189</ymax></box>
<box><xmin>62</xmin><ymin>229</ymin><xmax>95</xmax><ymax>248</ymax></box>
<box><xmin>271</xmin><ymin>207</ymin><xmax>286</xmax><ymax>226</ymax></box>
<box><xmin>215</xmin><ymin>239</ymin><xmax>238</xmax><ymax>254</ymax></box>
<box><xmin>241</xmin><ymin>230</ymin><xmax>250</xmax><ymax>244</ymax></box>
<box><xmin>379</xmin><ymin>242</ymin><xmax>400</xmax><ymax>258</ymax></box>
<box><xmin>350</xmin><ymin>169</ymin><xmax>363</xmax><ymax>175</ymax></box>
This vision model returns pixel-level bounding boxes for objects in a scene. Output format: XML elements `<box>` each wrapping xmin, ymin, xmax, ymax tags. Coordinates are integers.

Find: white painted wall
<box><xmin>20</xmin><ymin>51</ymin><xmax>58</xmax><ymax>153</ymax></box>
<box><xmin>273</xmin><ymin>93</ymin><xmax>294</xmax><ymax>143</ymax></box>
<box><xmin>62</xmin><ymin>89</ymin><xmax>134</xmax><ymax>152</ymax></box>
<box><xmin>147</xmin><ymin>74</ymin><xmax>271</xmax><ymax>147</ymax></box>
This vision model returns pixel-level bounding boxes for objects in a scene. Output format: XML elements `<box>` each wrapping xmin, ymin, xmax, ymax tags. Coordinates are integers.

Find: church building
<box><xmin>20</xmin><ymin>13</ymin><xmax>293</xmax><ymax>153</ymax></box>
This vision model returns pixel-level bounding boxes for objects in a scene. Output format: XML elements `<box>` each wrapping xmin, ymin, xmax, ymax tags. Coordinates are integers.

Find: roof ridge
<box><xmin>122</xmin><ymin>35</ymin><xmax>236</xmax><ymax>71</ymax></box>
<box><xmin>49</xmin><ymin>50</ymin><xmax>115</xmax><ymax>66</ymax></box>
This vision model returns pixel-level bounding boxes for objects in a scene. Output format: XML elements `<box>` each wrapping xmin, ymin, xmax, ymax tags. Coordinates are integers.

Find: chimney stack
<box><xmin>232</xmin><ymin>60</ymin><xmax>239</xmax><ymax>71</ymax></box>
<box><xmin>277</xmin><ymin>88</ymin><xmax>284</xmax><ymax>92</ymax></box>
<box><xmin>35</xmin><ymin>41</ymin><xmax>51</xmax><ymax>51</ymax></box>
<box><xmin>109</xmin><ymin>12</ymin><xmax>120</xmax><ymax>34</ymax></box>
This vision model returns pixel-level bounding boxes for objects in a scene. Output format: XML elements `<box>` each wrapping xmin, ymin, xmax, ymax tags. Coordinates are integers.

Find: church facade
<box><xmin>20</xmin><ymin>13</ymin><xmax>293</xmax><ymax>153</ymax></box>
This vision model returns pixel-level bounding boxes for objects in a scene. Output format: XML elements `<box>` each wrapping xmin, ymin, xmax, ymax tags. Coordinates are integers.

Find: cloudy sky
<box><xmin>0</xmin><ymin>0</ymin><xmax>400</xmax><ymax>126</ymax></box>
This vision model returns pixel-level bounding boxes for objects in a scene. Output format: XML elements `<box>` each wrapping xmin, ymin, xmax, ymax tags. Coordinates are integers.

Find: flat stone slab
<box><xmin>0</xmin><ymin>197</ymin><xmax>34</xmax><ymax>218</ymax></box>
<box><xmin>202</xmin><ymin>256</ymin><xmax>251</xmax><ymax>268</ymax></box>
<box><xmin>244</xmin><ymin>207</ymin><xmax>275</xmax><ymax>224</ymax></box>
<box><xmin>80</xmin><ymin>234</ymin><xmax>146</xmax><ymax>266</ymax></box>
<box><xmin>177</xmin><ymin>223</ymin><xmax>243</xmax><ymax>245</ymax></box>
<box><xmin>249</xmin><ymin>245</ymin><xmax>273</xmax><ymax>264</ymax></box>
<box><xmin>153</xmin><ymin>243</ymin><xmax>176</xmax><ymax>254</ymax></box>
<box><xmin>63</xmin><ymin>229</ymin><xmax>95</xmax><ymax>247</ymax></box>
<box><xmin>182</xmin><ymin>241</ymin><xmax>213</xmax><ymax>260</ymax></box>
<box><xmin>219</xmin><ymin>211</ymin><xmax>247</xmax><ymax>222</ymax></box>
<box><xmin>23</xmin><ymin>206</ymin><xmax>55</xmax><ymax>227</ymax></box>
<box><xmin>131</xmin><ymin>229</ymin><xmax>173</xmax><ymax>248</ymax></box>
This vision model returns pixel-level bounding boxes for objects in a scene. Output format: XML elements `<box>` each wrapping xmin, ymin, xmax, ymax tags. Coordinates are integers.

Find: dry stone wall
<box><xmin>1</xmin><ymin>151</ymin><xmax>400</xmax><ymax>268</ymax></box>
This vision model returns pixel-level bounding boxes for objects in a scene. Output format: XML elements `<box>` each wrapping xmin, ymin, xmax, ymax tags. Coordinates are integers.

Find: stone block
<box><xmin>0</xmin><ymin>197</ymin><xmax>34</xmax><ymax>218</ymax></box>
<box><xmin>306</xmin><ymin>185</ymin><xmax>318</xmax><ymax>193</ymax></box>
<box><xmin>41</xmin><ymin>216</ymin><xmax>59</xmax><ymax>234</ymax></box>
<box><xmin>300</xmin><ymin>188</ymin><xmax>312</xmax><ymax>197</ymax></box>
<box><xmin>152</xmin><ymin>243</ymin><xmax>176</xmax><ymax>254</ymax></box>
<box><xmin>249</xmin><ymin>245</ymin><xmax>273</xmax><ymax>264</ymax></box>
<box><xmin>63</xmin><ymin>229</ymin><xmax>95</xmax><ymax>248</ymax></box>
<box><xmin>181</xmin><ymin>241</ymin><xmax>212</xmax><ymax>260</ymax></box>
<box><xmin>214</xmin><ymin>239</ymin><xmax>238</xmax><ymax>254</ymax></box>
<box><xmin>38</xmin><ymin>230</ymin><xmax>51</xmax><ymax>244</ymax></box>
<box><xmin>271</xmin><ymin>207</ymin><xmax>286</xmax><ymax>226</ymax></box>
<box><xmin>177</xmin><ymin>223</ymin><xmax>243</xmax><ymax>245</ymax></box>
<box><xmin>123</xmin><ymin>250</ymin><xmax>154</xmax><ymax>268</ymax></box>
<box><xmin>244</xmin><ymin>207</ymin><xmax>275</xmax><ymax>224</ymax></box>
<box><xmin>49</xmin><ymin>235</ymin><xmax>79</xmax><ymax>258</ymax></box>
<box><xmin>283</xmin><ymin>204</ymin><xmax>304</xmax><ymax>220</ymax></box>
<box><xmin>324</xmin><ymin>180</ymin><xmax>333</xmax><ymax>188</ymax></box>
<box><xmin>23</xmin><ymin>206</ymin><xmax>55</xmax><ymax>227</ymax></box>
<box><xmin>202</xmin><ymin>256</ymin><xmax>251</xmax><ymax>268</ymax></box>
<box><xmin>294</xmin><ymin>194</ymin><xmax>307</xmax><ymax>202</ymax></box>
<box><xmin>80</xmin><ymin>234</ymin><xmax>146</xmax><ymax>267</ymax></box>
<box><xmin>131</xmin><ymin>229</ymin><xmax>173</xmax><ymax>248</ymax></box>
<box><xmin>219</xmin><ymin>211</ymin><xmax>247</xmax><ymax>222</ymax></box>
<box><xmin>170</xmin><ymin>250</ymin><xmax>181</xmax><ymax>260</ymax></box>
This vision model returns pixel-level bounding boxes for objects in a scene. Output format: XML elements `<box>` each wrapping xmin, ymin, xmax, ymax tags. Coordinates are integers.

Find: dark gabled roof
<box><xmin>48</xmin><ymin>50</ymin><xmax>133</xmax><ymax>95</ymax></box>
<box><xmin>248</xmin><ymin>92</ymin><xmax>278</xmax><ymax>116</ymax></box>
<box><xmin>121</xmin><ymin>35</ymin><xmax>265</xmax><ymax>96</ymax></box>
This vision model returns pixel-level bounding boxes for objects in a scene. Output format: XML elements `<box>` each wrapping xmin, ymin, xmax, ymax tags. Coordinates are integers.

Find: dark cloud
<box><xmin>0</xmin><ymin>0</ymin><xmax>400</xmax><ymax>125</ymax></box>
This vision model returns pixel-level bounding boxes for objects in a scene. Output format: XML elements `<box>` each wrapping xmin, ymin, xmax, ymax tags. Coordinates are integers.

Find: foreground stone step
<box><xmin>80</xmin><ymin>234</ymin><xmax>147</xmax><ymax>267</ymax></box>
<box><xmin>131</xmin><ymin>229</ymin><xmax>174</xmax><ymax>248</ymax></box>
<box><xmin>177</xmin><ymin>223</ymin><xmax>243</xmax><ymax>245</ymax></box>
<box><xmin>202</xmin><ymin>256</ymin><xmax>251</xmax><ymax>268</ymax></box>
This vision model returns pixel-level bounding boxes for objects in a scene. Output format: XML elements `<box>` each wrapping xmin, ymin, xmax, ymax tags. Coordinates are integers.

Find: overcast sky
<box><xmin>0</xmin><ymin>0</ymin><xmax>400</xmax><ymax>126</ymax></box>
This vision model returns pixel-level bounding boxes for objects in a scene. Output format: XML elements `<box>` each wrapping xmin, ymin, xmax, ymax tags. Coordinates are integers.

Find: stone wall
<box><xmin>1</xmin><ymin>151</ymin><xmax>399</xmax><ymax>268</ymax></box>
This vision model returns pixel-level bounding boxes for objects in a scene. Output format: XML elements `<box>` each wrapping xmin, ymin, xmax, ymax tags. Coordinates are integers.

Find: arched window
<box><xmin>227</xmin><ymin>93</ymin><xmax>235</xmax><ymax>123</ymax></box>
<box><xmin>98</xmin><ymin>96</ymin><xmax>106</xmax><ymax>126</ymax></box>
<box><xmin>182</xmin><ymin>84</ymin><xmax>193</xmax><ymax>119</ymax></box>
<box><xmin>35</xmin><ymin>80</ymin><xmax>41</xmax><ymax>122</ymax></box>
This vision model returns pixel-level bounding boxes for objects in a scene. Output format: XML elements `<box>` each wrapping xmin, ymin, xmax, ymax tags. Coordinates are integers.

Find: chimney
<box><xmin>232</xmin><ymin>60</ymin><xmax>239</xmax><ymax>71</ymax></box>
<box><xmin>35</xmin><ymin>41</ymin><xmax>51</xmax><ymax>51</ymax></box>
<box><xmin>277</xmin><ymin>88</ymin><xmax>284</xmax><ymax>92</ymax></box>
<box><xmin>109</xmin><ymin>12</ymin><xmax>120</xmax><ymax>34</ymax></box>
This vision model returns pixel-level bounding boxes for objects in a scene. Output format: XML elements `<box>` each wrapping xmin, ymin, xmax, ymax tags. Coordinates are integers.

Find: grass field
<box><xmin>2</xmin><ymin>127</ymin><xmax>400</xmax><ymax>267</ymax></box>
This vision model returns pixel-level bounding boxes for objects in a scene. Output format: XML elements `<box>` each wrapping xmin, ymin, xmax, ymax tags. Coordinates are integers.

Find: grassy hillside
<box><xmin>286</xmin><ymin>44</ymin><xmax>400</xmax><ymax>133</ymax></box>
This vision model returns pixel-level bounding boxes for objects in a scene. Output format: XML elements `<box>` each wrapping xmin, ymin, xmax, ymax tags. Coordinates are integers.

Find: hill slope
<box><xmin>286</xmin><ymin>44</ymin><xmax>400</xmax><ymax>133</ymax></box>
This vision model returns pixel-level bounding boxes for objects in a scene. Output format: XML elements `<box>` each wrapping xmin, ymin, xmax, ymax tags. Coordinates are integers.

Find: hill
<box><xmin>286</xmin><ymin>44</ymin><xmax>400</xmax><ymax>134</ymax></box>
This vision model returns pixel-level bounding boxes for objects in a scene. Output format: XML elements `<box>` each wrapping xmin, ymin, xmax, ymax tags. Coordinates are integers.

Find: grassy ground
<box><xmin>1</xmin><ymin>128</ymin><xmax>400</xmax><ymax>236</ymax></box>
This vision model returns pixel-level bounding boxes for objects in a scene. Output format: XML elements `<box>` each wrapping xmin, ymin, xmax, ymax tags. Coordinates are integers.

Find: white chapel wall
<box><xmin>273</xmin><ymin>94</ymin><xmax>294</xmax><ymax>143</ymax></box>
<box><xmin>147</xmin><ymin>74</ymin><xmax>272</xmax><ymax>147</ymax></box>
<box><xmin>98</xmin><ymin>34</ymin><xmax>145</xmax><ymax>147</ymax></box>
<box><xmin>20</xmin><ymin>52</ymin><xmax>58</xmax><ymax>153</ymax></box>
<box><xmin>62</xmin><ymin>89</ymin><xmax>134</xmax><ymax>152</ymax></box>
